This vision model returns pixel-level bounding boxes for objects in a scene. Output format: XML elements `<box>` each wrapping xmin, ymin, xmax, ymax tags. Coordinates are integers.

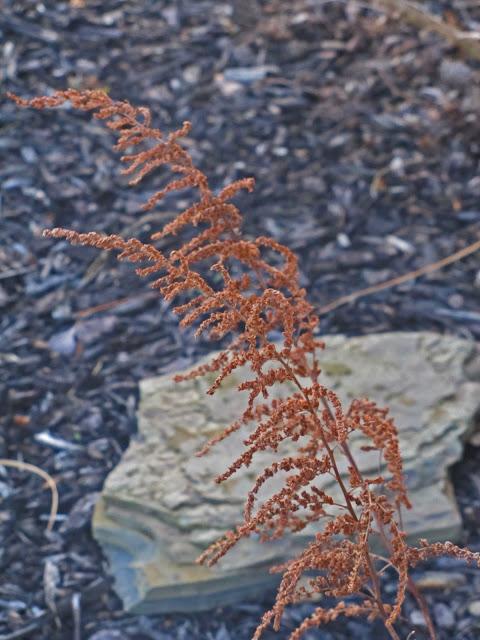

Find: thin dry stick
<box><xmin>74</xmin><ymin>290</ymin><xmax>158</xmax><ymax>319</ymax></box>
<box><xmin>317</xmin><ymin>238</ymin><xmax>480</xmax><ymax>316</ymax></box>
<box><xmin>370</xmin><ymin>0</ymin><xmax>480</xmax><ymax>61</ymax></box>
<box><xmin>0</xmin><ymin>459</ymin><xmax>58</xmax><ymax>532</ymax></box>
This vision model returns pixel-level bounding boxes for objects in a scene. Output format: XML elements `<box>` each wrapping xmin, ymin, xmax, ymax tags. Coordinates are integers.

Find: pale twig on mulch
<box><xmin>0</xmin><ymin>459</ymin><xmax>58</xmax><ymax>532</ymax></box>
<box><xmin>318</xmin><ymin>238</ymin><xmax>480</xmax><ymax>316</ymax></box>
<box><xmin>371</xmin><ymin>0</ymin><xmax>480</xmax><ymax>61</ymax></box>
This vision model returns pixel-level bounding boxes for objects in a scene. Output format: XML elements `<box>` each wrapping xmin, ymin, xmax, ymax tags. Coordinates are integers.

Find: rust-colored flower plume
<box><xmin>11</xmin><ymin>89</ymin><xmax>480</xmax><ymax>640</ymax></box>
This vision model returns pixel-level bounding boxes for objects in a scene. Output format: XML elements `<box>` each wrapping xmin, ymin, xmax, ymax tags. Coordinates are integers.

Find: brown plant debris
<box><xmin>370</xmin><ymin>0</ymin><xmax>480</xmax><ymax>61</ymax></box>
<box><xmin>10</xmin><ymin>89</ymin><xmax>480</xmax><ymax>640</ymax></box>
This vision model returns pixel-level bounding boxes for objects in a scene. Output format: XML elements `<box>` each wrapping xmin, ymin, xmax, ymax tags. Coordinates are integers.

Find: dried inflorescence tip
<box><xmin>13</xmin><ymin>89</ymin><xmax>480</xmax><ymax>640</ymax></box>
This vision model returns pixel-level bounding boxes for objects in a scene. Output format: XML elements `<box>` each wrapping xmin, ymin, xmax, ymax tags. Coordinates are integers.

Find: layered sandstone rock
<box><xmin>93</xmin><ymin>332</ymin><xmax>480</xmax><ymax>613</ymax></box>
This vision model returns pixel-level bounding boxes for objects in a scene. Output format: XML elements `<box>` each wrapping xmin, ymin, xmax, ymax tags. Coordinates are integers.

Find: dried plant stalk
<box><xmin>0</xmin><ymin>459</ymin><xmax>58</xmax><ymax>532</ymax></box>
<box><xmin>370</xmin><ymin>0</ymin><xmax>480</xmax><ymax>61</ymax></box>
<box><xmin>10</xmin><ymin>89</ymin><xmax>480</xmax><ymax>640</ymax></box>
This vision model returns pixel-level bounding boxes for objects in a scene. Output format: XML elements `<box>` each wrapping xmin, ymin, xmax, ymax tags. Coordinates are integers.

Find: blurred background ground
<box><xmin>1</xmin><ymin>1</ymin><xmax>480</xmax><ymax>639</ymax></box>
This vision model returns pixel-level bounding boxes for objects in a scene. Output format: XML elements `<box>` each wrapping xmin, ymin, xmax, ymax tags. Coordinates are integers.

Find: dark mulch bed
<box><xmin>1</xmin><ymin>1</ymin><xmax>480</xmax><ymax>639</ymax></box>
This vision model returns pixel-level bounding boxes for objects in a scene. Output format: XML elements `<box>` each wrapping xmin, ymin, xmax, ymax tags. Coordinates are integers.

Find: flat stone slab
<box><xmin>92</xmin><ymin>332</ymin><xmax>480</xmax><ymax>614</ymax></box>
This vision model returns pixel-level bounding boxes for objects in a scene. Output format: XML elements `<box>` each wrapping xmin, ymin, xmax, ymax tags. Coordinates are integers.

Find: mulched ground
<box><xmin>1</xmin><ymin>1</ymin><xmax>480</xmax><ymax>639</ymax></box>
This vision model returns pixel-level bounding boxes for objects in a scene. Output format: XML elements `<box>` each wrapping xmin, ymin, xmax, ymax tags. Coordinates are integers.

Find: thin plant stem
<box><xmin>277</xmin><ymin>355</ymin><xmax>398</xmax><ymax>634</ymax></box>
<box><xmin>0</xmin><ymin>459</ymin><xmax>58</xmax><ymax>532</ymax></box>
<box><xmin>317</xmin><ymin>238</ymin><xmax>480</xmax><ymax>316</ymax></box>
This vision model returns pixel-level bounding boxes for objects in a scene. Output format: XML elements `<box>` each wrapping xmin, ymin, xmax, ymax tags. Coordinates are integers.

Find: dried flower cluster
<box><xmin>11</xmin><ymin>89</ymin><xmax>480</xmax><ymax>640</ymax></box>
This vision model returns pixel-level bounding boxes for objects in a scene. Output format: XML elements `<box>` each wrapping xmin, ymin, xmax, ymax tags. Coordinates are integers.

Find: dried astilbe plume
<box><xmin>11</xmin><ymin>89</ymin><xmax>480</xmax><ymax>640</ymax></box>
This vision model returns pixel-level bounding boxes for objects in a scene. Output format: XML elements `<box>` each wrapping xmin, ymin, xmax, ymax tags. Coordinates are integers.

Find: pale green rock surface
<box><xmin>92</xmin><ymin>332</ymin><xmax>480</xmax><ymax>614</ymax></box>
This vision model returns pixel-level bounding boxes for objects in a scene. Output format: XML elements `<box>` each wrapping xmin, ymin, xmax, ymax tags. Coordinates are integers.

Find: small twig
<box><xmin>74</xmin><ymin>290</ymin><xmax>158</xmax><ymax>319</ymax></box>
<box><xmin>317</xmin><ymin>238</ymin><xmax>480</xmax><ymax>316</ymax></box>
<box><xmin>0</xmin><ymin>459</ymin><xmax>58</xmax><ymax>532</ymax></box>
<box><xmin>370</xmin><ymin>0</ymin><xmax>480</xmax><ymax>61</ymax></box>
<box><xmin>406</xmin><ymin>576</ymin><xmax>437</xmax><ymax>640</ymax></box>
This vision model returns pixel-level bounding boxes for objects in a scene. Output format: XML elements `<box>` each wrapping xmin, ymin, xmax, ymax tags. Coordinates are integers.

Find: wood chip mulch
<box><xmin>1</xmin><ymin>1</ymin><xmax>480</xmax><ymax>639</ymax></box>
